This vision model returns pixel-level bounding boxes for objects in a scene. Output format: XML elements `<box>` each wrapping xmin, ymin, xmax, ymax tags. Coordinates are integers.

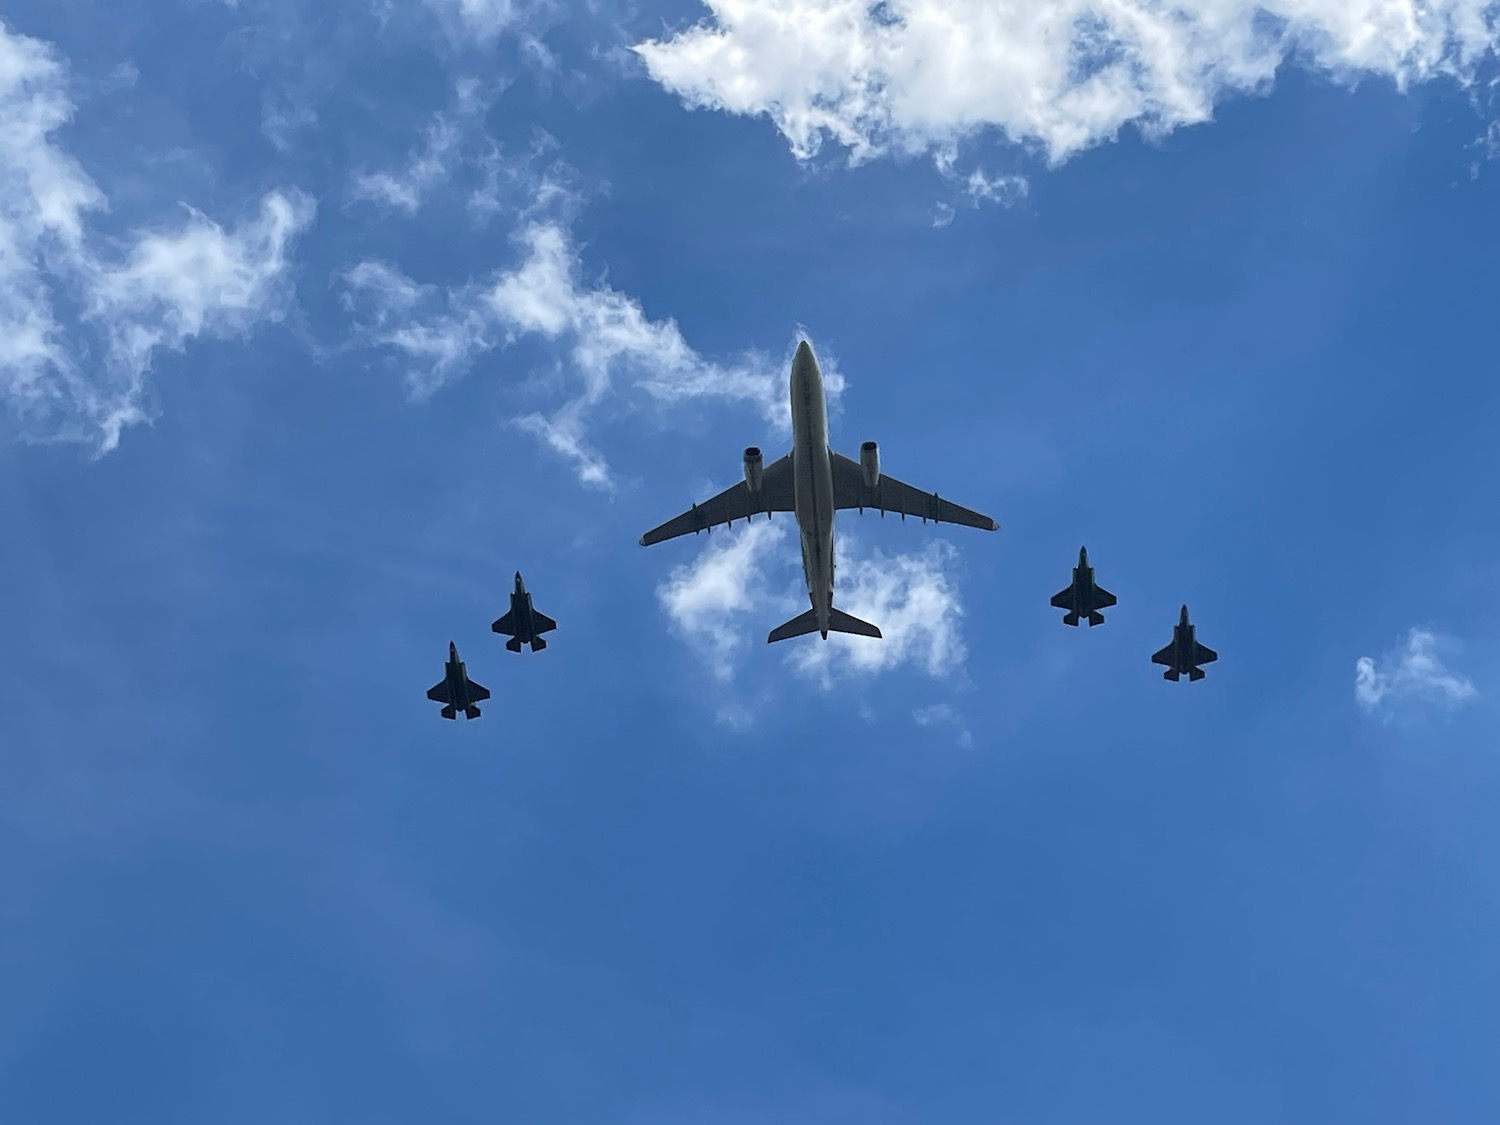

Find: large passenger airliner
<box><xmin>639</xmin><ymin>340</ymin><xmax>1000</xmax><ymax>643</ymax></box>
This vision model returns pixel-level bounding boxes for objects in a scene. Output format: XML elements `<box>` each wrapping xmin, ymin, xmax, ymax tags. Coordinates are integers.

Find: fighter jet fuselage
<box><xmin>492</xmin><ymin>572</ymin><xmax>557</xmax><ymax>652</ymax></box>
<box><xmin>1152</xmin><ymin>605</ymin><xmax>1218</xmax><ymax>682</ymax></box>
<box><xmin>428</xmin><ymin>642</ymin><xmax>490</xmax><ymax>719</ymax></box>
<box><xmin>1052</xmin><ymin>546</ymin><xmax>1117</xmax><ymax>626</ymax></box>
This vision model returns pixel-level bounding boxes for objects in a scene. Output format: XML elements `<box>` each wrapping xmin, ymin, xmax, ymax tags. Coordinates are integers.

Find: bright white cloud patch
<box><xmin>1355</xmin><ymin>627</ymin><xmax>1478</xmax><ymax>721</ymax></box>
<box><xmin>634</xmin><ymin>0</ymin><xmax>1500</xmax><ymax>169</ymax></box>
<box><xmin>341</xmin><ymin>184</ymin><xmax>841</xmax><ymax>486</ymax></box>
<box><xmin>657</xmin><ymin>519</ymin><xmax>793</xmax><ymax>681</ymax></box>
<box><xmin>654</xmin><ymin>526</ymin><xmax>970</xmax><ymax>689</ymax></box>
<box><xmin>788</xmin><ymin>538</ymin><xmax>967</xmax><ymax>686</ymax></box>
<box><xmin>0</xmin><ymin>20</ymin><xmax>314</xmax><ymax>451</ymax></box>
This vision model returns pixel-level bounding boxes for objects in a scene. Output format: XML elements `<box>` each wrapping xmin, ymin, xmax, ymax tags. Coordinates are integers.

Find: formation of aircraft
<box><xmin>426</xmin><ymin>572</ymin><xmax>556</xmax><ymax>720</ymax></box>
<box><xmin>427</xmin><ymin>340</ymin><xmax>1220</xmax><ymax>717</ymax></box>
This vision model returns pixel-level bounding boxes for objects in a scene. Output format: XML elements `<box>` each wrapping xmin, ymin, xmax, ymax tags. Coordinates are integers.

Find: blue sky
<box><xmin>1</xmin><ymin>0</ymin><xmax>1497</xmax><ymax>1122</ymax></box>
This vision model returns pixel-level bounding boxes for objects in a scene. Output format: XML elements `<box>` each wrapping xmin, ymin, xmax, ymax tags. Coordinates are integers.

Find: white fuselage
<box><xmin>789</xmin><ymin>342</ymin><xmax>836</xmax><ymax>635</ymax></box>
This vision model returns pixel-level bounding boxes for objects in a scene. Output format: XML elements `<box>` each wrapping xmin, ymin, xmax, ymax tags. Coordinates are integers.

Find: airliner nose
<box><xmin>795</xmin><ymin>339</ymin><xmax>814</xmax><ymax>364</ymax></box>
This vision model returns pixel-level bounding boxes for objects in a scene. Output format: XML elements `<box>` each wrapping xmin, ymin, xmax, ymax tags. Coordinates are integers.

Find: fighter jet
<box><xmin>1051</xmin><ymin>546</ymin><xmax>1117</xmax><ymax>626</ymax></box>
<box><xmin>639</xmin><ymin>339</ymin><xmax>999</xmax><ymax>643</ymax></box>
<box><xmin>427</xmin><ymin>642</ymin><xmax>490</xmax><ymax>719</ymax></box>
<box><xmin>491</xmin><ymin>571</ymin><xmax>556</xmax><ymax>653</ymax></box>
<box><xmin>1151</xmin><ymin>605</ymin><xmax>1218</xmax><ymax>682</ymax></box>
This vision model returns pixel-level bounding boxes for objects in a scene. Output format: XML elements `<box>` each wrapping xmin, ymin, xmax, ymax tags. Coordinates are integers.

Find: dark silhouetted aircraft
<box><xmin>492</xmin><ymin>571</ymin><xmax>557</xmax><ymax>652</ymax></box>
<box><xmin>1051</xmin><ymin>546</ymin><xmax>1117</xmax><ymax>626</ymax></box>
<box><xmin>427</xmin><ymin>642</ymin><xmax>490</xmax><ymax>719</ymax></box>
<box><xmin>1151</xmin><ymin>605</ymin><xmax>1218</xmax><ymax>681</ymax></box>
<box><xmin>638</xmin><ymin>340</ymin><xmax>998</xmax><ymax>644</ymax></box>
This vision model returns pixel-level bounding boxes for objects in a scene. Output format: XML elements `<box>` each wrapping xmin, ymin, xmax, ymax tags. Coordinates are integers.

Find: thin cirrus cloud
<box><xmin>1355</xmin><ymin>627</ymin><xmax>1479</xmax><ymax>722</ymax></box>
<box><xmin>632</xmin><ymin>0</ymin><xmax>1500</xmax><ymax>175</ymax></box>
<box><xmin>0</xmin><ymin>19</ymin><xmax>314</xmax><ymax>453</ymax></box>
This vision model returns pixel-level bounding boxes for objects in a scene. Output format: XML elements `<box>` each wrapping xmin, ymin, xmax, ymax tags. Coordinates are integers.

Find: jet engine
<box><xmin>859</xmin><ymin>441</ymin><xmax>880</xmax><ymax>489</ymax></box>
<box><xmin>743</xmin><ymin>445</ymin><xmax>764</xmax><ymax>491</ymax></box>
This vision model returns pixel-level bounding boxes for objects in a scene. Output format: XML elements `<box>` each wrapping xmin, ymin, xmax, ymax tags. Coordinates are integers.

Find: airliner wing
<box><xmin>639</xmin><ymin>454</ymin><xmax>794</xmax><ymax>546</ymax></box>
<box><xmin>830</xmin><ymin>452</ymin><xmax>999</xmax><ymax>531</ymax></box>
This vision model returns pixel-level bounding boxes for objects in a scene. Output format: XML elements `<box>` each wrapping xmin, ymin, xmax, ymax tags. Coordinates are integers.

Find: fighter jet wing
<box><xmin>1150</xmin><ymin>643</ymin><xmax>1176</xmax><ymax>667</ymax></box>
<box><xmin>1192</xmin><ymin>642</ymin><xmax>1218</xmax><ymax>666</ymax></box>
<box><xmin>467</xmin><ymin>679</ymin><xmax>491</xmax><ymax>702</ymax></box>
<box><xmin>426</xmin><ymin>681</ymin><xmax>450</xmax><ymax>703</ymax></box>
<box><xmin>491</xmin><ymin>610</ymin><xmax>514</xmax><ymax>636</ymax></box>
<box><xmin>532</xmin><ymin>611</ymin><xmax>557</xmax><ymax>634</ymax></box>
<box><xmin>1050</xmin><ymin>585</ymin><xmax>1075</xmax><ymax>609</ymax></box>
<box><xmin>829</xmin><ymin>453</ymin><xmax>999</xmax><ymax>531</ymax></box>
<box><xmin>639</xmin><ymin>453</ymin><xmax>794</xmax><ymax>546</ymax></box>
<box><xmin>1094</xmin><ymin>587</ymin><xmax>1118</xmax><ymax>610</ymax></box>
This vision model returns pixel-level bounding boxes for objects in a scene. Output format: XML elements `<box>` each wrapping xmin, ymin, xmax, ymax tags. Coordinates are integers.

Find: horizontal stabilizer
<box><xmin>531</xmin><ymin>636</ymin><xmax>547</xmax><ymax>651</ymax></box>
<box><xmin>767</xmin><ymin>606</ymin><xmax>883</xmax><ymax>644</ymax></box>
<box><xmin>767</xmin><ymin>609</ymin><xmax>821</xmax><ymax>643</ymax></box>
<box><xmin>828</xmin><ymin>607</ymin><xmax>882</xmax><ymax>638</ymax></box>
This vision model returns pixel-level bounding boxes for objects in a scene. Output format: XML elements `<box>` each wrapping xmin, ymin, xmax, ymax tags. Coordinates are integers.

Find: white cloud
<box><xmin>913</xmin><ymin>701</ymin><xmax>974</xmax><ymax>748</ymax></box>
<box><xmin>656</xmin><ymin>519</ymin><xmax>793</xmax><ymax>681</ymax></box>
<box><xmin>1355</xmin><ymin>627</ymin><xmax>1479</xmax><ymax>721</ymax></box>
<box><xmin>0</xmin><ymin>20</ymin><xmax>314</xmax><ymax>452</ymax></box>
<box><xmin>633</xmin><ymin>0</ymin><xmax>1500</xmax><ymax>171</ymax></box>
<box><xmin>425</xmin><ymin>0</ymin><xmax>523</xmax><ymax>40</ymax></box>
<box><xmin>341</xmin><ymin>174</ymin><xmax>840</xmax><ymax>485</ymax></box>
<box><xmin>788</xmin><ymin>537</ymin><xmax>967</xmax><ymax>686</ymax></box>
<box><xmin>348</xmin><ymin>79</ymin><xmax>502</xmax><ymax>215</ymax></box>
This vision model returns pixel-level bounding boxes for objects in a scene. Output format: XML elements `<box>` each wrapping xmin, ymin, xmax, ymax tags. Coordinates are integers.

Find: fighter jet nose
<box><xmin>515</xmin><ymin>571</ymin><xmax>522</xmax><ymax>583</ymax></box>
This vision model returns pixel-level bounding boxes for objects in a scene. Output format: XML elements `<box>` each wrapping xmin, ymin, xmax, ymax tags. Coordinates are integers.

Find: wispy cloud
<box><xmin>1355</xmin><ymin>627</ymin><xmax>1479</xmax><ymax>722</ymax></box>
<box><xmin>634</xmin><ymin>0</ymin><xmax>1500</xmax><ymax>172</ymax></box>
<box><xmin>656</xmin><ymin>519</ymin><xmax>794</xmax><ymax>683</ymax></box>
<box><xmin>347</xmin><ymin>78</ymin><xmax>508</xmax><ymax>216</ymax></box>
<box><xmin>341</xmin><ymin>164</ymin><xmax>837</xmax><ymax>486</ymax></box>
<box><xmin>913</xmin><ymin>702</ymin><xmax>974</xmax><ymax>749</ymax></box>
<box><xmin>653</xmin><ymin>521</ymin><xmax>970</xmax><ymax>692</ymax></box>
<box><xmin>425</xmin><ymin>0</ymin><xmax>526</xmax><ymax>41</ymax></box>
<box><xmin>789</xmin><ymin>538</ymin><xmax>968</xmax><ymax>687</ymax></box>
<box><xmin>0</xmin><ymin>20</ymin><xmax>314</xmax><ymax>452</ymax></box>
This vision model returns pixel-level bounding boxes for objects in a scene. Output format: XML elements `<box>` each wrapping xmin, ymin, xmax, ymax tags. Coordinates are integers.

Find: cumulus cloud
<box><xmin>653</xmin><ymin>523</ymin><xmax>970</xmax><ymax>692</ymax></box>
<box><xmin>341</xmin><ymin>174</ymin><xmax>840</xmax><ymax>485</ymax></box>
<box><xmin>656</xmin><ymin>519</ymin><xmax>794</xmax><ymax>681</ymax></box>
<box><xmin>789</xmin><ymin>537</ymin><xmax>967</xmax><ymax>686</ymax></box>
<box><xmin>633</xmin><ymin>0</ymin><xmax>1500</xmax><ymax>170</ymax></box>
<box><xmin>1355</xmin><ymin>627</ymin><xmax>1479</xmax><ymax>721</ymax></box>
<box><xmin>0</xmin><ymin>20</ymin><xmax>314</xmax><ymax>452</ymax></box>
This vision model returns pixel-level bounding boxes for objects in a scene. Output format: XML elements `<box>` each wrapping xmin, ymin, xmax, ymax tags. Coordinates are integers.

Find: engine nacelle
<box><xmin>859</xmin><ymin>441</ymin><xmax>880</xmax><ymax>489</ymax></box>
<box><xmin>743</xmin><ymin>446</ymin><xmax>764</xmax><ymax>491</ymax></box>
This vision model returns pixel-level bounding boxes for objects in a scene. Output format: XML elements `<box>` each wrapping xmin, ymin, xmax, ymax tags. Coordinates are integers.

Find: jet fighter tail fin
<box><xmin>1062</xmin><ymin>611</ymin><xmax>1080</xmax><ymax>627</ymax></box>
<box><xmin>530</xmin><ymin>637</ymin><xmax>547</xmax><ymax>652</ymax></box>
<box><xmin>1087</xmin><ymin>611</ymin><xmax>1105</xmax><ymax>626</ymax></box>
<box><xmin>464</xmin><ymin>705</ymin><xmax>482</xmax><ymax>718</ymax></box>
<box><xmin>441</xmin><ymin>705</ymin><xmax>457</xmax><ymax>720</ymax></box>
<box><xmin>1188</xmin><ymin>667</ymin><xmax>1205</xmax><ymax>682</ymax></box>
<box><xmin>505</xmin><ymin>637</ymin><xmax>522</xmax><ymax>653</ymax></box>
